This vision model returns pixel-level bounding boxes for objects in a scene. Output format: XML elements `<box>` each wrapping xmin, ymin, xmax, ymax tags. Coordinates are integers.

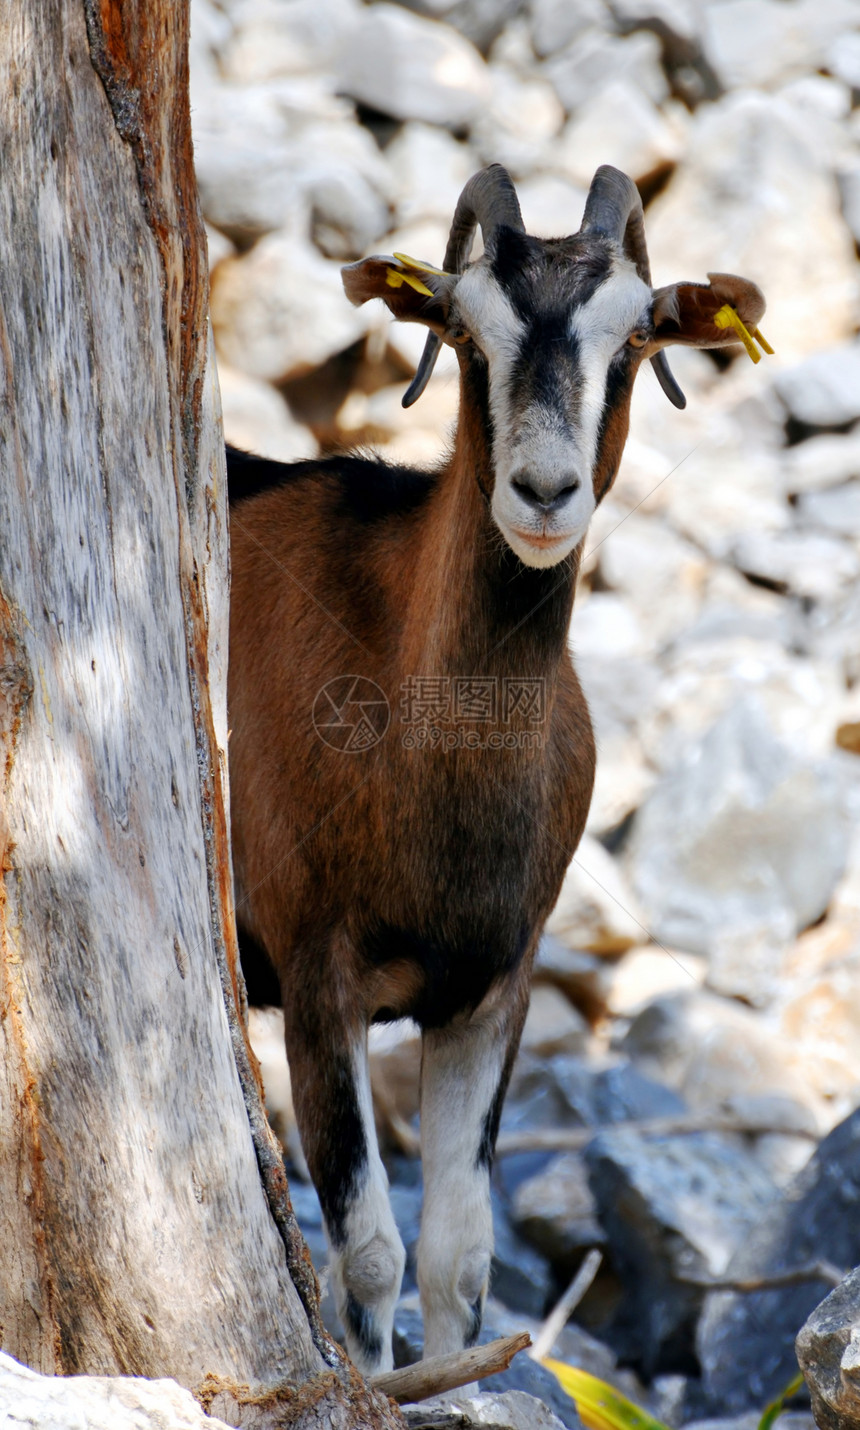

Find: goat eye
<box><xmin>452</xmin><ymin>331</ymin><xmax>472</xmax><ymax>346</ymax></box>
<box><xmin>628</xmin><ymin>330</ymin><xmax>649</xmax><ymax>349</ymax></box>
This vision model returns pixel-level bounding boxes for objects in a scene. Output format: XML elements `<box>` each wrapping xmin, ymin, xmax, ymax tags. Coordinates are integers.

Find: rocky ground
<box><xmin>190</xmin><ymin>0</ymin><xmax>860</xmax><ymax>1423</ymax></box>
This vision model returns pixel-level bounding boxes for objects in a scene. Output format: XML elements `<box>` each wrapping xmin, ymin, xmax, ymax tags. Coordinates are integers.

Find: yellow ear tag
<box><xmin>392</xmin><ymin>251</ymin><xmax>452</xmax><ymax>277</ymax></box>
<box><xmin>385</xmin><ymin>266</ymin><xmax>434</xmax><ymax>297</ymax></box>
<box><xmin>713</xmin><ymin>304</ymin><xmax>773</xmax><ymax>364</ymax></box>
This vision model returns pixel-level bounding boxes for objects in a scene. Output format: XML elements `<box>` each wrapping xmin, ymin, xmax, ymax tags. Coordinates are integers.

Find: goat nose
<box><xmin>511</xmin><ymin>472</ymin><xmax>581</xmax><ymax>513</ymax></box>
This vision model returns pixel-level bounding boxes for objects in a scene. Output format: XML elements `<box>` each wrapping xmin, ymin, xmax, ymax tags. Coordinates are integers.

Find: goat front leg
<box><xmin>284</xmin><ymin>967</ymin><xmax>405</xmax><ymax>1374</ymax></box>
<box><xmin>417</xmin><ymin>976</ymin><xmax>529</xmax><ymax>1359</ymax></box>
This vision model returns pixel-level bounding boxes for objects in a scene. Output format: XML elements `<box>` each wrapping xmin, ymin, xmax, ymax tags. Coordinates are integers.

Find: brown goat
<box><xmin>226</xmin><ymin>164</ymin><xmax>766</xmax><ymax>1374</ymax></box>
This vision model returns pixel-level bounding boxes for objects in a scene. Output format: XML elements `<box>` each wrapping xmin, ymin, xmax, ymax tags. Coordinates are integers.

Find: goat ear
<box><xmin>341</xmin><ymin>255</ymin><xmax>456</xmax><ymax>335</ymax></box>
<box><xmin>652</xmin><ymin>272</ymin><xmax>766</xmax><ymax>350</ymax></box>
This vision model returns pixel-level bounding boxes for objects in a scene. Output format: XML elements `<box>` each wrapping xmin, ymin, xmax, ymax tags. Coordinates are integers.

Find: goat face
<box><xmin>450</xmin><ymin>231</ymin><xmax>651</xmax><ymax>568</ymax></box>
<box><xmin>343</xmin><ymin>164</ymin><xmax>766</xmax><ymax>571</ymax></box>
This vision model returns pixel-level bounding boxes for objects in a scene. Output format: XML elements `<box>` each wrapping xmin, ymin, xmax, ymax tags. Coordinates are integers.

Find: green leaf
<box><xmin>758</xmin><ymin>1371</ymin><xmax>805</xmax><ymax>1430</ymax></box>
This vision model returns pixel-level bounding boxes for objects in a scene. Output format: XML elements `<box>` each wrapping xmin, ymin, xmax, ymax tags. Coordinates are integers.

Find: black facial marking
<box><xmin>344</xmin><ymin>1291</ymin><xmax>383</xmax><ymax>1364</ymax></box>
<box><xmin>490</xmin><ymin>230</ymin><xmax>614</xmax><ymax>326</ymax></box>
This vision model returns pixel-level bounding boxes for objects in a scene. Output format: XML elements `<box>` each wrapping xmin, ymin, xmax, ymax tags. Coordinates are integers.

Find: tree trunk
<box><xmin>0</xmin><ymin>3</ymin><xmax>401</xmax><ymax>1426</ymax></box>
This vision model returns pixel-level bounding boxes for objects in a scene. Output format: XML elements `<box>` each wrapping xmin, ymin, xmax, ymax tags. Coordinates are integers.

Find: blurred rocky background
<box><xmin>193</xmin><ymin>0</ymin><xmax>860</xmax><ymax>1423</ymax></box>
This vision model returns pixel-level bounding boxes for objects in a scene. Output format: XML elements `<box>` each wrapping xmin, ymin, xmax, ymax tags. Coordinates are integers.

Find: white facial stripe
<box><xmin>569</xmin><ymin>258</ymin><xmax>652</xmax><ymax>471</ymax></box>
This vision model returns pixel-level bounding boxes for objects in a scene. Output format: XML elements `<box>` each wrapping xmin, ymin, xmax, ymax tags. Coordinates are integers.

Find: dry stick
<box><xmin>494</xmin><ymin>1111</ymin><xmax>819</xmax><ymax>1158</ymax></box>
<box><xmin>677</xmin><ymin>1260</ymin><xmax>845</xmax><ymax>1294</ymax></box>
<box><xmin>530</xmin><ymin>1249</ymin><xmax>603</xmax><ymax>1364</ymax></box>
<box><xmin>371</xmin><ymin>1332</ymin><xmax>532</xmax><ymax>1405</ymax></box>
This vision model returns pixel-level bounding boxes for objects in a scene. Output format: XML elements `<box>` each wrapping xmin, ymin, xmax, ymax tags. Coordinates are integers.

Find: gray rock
<box><xmin>796</xmin><ymin>1266</ymin><xmax>860</xmax><ymax>1430</ymax></box>
<box><xmin>336</xmin><ymin>4</ymin><xmax>490</xmax><ymax>127</ymax></box>
<box><xmin>551</xmin><ymin>79</ymin><xmax>686</xmax><ymax>188</ymax></box>
<box><xmin>415</xmin><ymin>1389</ymin><xmax>576</xmax><ymax>1430</ymax></box>
<box><xmin>490</xmin><ymin>1203</ymin><xmax>555</xmax><ymax>1318</ymax></box>
<box><xmin>698</xmin><ymin>1110</ymin><xmax>860</xmax><ymax>1413</ymax></box>
<box><xmin>0</xmin><ymin>1351</ymin><xmax>236</xmax><ymax>1430</ymax></box>
<box><xmin>513</xmin><ymin>1152</ymin><xmax>605</xmax><ymax>1269</ymax></box>
<box><xmin>626</xmin><ymin>700</ymin><xmax>850</xmax><ymax>1001</ymax></box>
<box><xmin>585</xmin><ymin>1128</ymin><xmax>777</xmax><ymax>1375</ymax></box>
<box><xmin>775</xmin><ymin>344</ymin><xmax>860</xmax><ymax>431</ymax></box>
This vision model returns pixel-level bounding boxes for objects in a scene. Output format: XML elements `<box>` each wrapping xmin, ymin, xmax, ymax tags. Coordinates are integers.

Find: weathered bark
<box><xmin>0</xmin><ymin>2</ymin><xmax>401</xmax><ymax>1426</ymax></box>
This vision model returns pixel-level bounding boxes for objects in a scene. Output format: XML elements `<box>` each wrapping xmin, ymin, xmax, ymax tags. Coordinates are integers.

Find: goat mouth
<box><xmin>511</xmin><ymin>529</ymin><xmax>573</xmax><ymax>550</ymax></box>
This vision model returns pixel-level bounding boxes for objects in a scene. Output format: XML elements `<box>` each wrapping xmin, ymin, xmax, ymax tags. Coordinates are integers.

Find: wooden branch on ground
<box><xmin>494</xmin><ymin>1111</ymin><xmax>819</xmax><ymax>1157</ymax></box>
<box><xmin>677</xmin><ymin>1260</ymin><xmax>845</xmax><ymax>1293</ymax></box>
<box><xmin>530</xmin><ymin>1250</ymin><xmax>602</xmax><ymax>1363</ymax></box>
<box><xmin>371</xmin><ymin>1333</ymin><xmax>531</xmax><ymax>1405</ymax></box>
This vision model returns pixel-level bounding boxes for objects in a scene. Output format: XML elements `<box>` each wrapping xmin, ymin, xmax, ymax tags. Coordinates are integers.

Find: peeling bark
<box><xmin>0</xmin><ymin>3</ymin><xmax>402</xmax><ymax>1426</ymax></box>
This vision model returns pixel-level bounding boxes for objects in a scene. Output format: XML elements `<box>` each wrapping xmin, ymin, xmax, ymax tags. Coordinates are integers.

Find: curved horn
<box><xmin>403</xmin><ymin>165</ymin><xmax>524</xmax><ymax>408</ymax></box>
<box><xmin>581</xmin><ymin>165</ymin><xmax>685</xmax><ymax>409</ymax></box>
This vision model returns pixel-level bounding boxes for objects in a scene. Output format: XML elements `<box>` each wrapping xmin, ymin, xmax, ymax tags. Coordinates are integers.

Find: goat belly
<box><xmin>360</xmin><ymin>919</ymin><xmax>533</xmax><ymax>1030</ymax></box>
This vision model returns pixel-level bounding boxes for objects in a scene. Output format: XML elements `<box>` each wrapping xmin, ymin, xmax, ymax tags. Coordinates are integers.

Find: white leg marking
<box><xmin>417</xmin><ymin>1010</ymin><xmax>508</xmax><ymax>1360</ymax></box>
<box><xmin>329</xmin><ymin>1036</ymin><xmax>405</xmax><ymax>1374</ymax></box>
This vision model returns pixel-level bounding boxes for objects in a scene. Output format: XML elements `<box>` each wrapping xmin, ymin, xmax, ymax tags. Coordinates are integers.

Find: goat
<box><xmin>226</xmin><ymin>164</ymin><xmax>766</xmax><ymax>1375</ymax></box>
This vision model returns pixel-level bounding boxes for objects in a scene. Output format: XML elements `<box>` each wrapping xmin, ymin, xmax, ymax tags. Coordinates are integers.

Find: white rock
<box><xmin>644</xmin><ymin>91</ymin><xmax>859</xmax><ymax>359</ymax></box>
<box><xmin>546</xmin><ymin>832</ymin><xmax>647</xmax><ymax>954</ymax></box>
<box><xmin>384</xmin><ymin>124</ymin><xmax>476</xmax><ymax>228</ymax></box>
<box><xmin>641</xmin><ymin>638</ymin><xmax>846</xmax><ymax>768</ymax></box>
<box><xmin>622</xmin><ymin>988</ymin><xmax>821</xmax><ymax>1110</ymax></box>
<box><xmin>0</xmin><ymin>1351</ymin><xmax>235</xmax><ymax>1430</ymax></box>
<box><xmin>827</xmin><ymin>29</ymin><xmax>860</xmax><ymax>89</ymax></box>
<box><xmin>432</xmin><ymin>1389</ymin><xmax>570</xmax><ymax>1429</ymax></box>
<box><xmin>189</xmin><ymin>0</ymin><xmax>233</xmax><ymax>109</ymax></box>
<box><xmin>774</xmin><ymin>343</ymin><xmax>860</xmax><ymax>430</ymax></box>
<box><xmin>552</xmin><ymin>80</ymin><xmax>686</xmax><ymax>187</ymax></box>
<box><xmin>336</xmin><ymin>5</ymin><xmax>491</xmax><ymax>129</ymax></box>
<box><xmin>838</xmin><ymin>163</ymin><xmax>860</xmax><ymax>251</ymax></box>
<box><xmin>597</xmin><ymin>512</ymin><xmax>709</xmax><ymax>652</ymax></box>
<box><xmin>731</xmin><ymin>529</ymin><xmax>860</xmax><ymax>603</ymax></box>
<box><xmin>612</xmin><ymin>0</ymin><xmax>699</xmax><ymax>47</ymax></box>
<box><xmin>514</xmin><ymin>173</ymin><xmax>588</xmax><ymax>239</ymax></box>
<box><xmin>192</xmin><ymin>79</ymin><xmax>391</xmax><ymax>242</ymax></box>
<box><xmin>702</xmin><ymin>0</ymin><xmax>858</xmax><ymax>91</ymax></box>
<box><xmin>606</xmin><ymin>944</ymin><xmax>707</xmax><ymax>1016</ymax></box>
<box><xmin>522</xmin><ymin>983</ymin><xmax>590</xmax><ymax>1057</ymax></box>
<box><xmin>529</xmin><ymin>0</ymin><xmax>610</xmax><ymax>60</ymax></box>
<box><xmin>217</xmin><ymin>363</ymin><xmax>318</xmax><ymax>463</ymax></box>
<box><xmin>570</xmin><ymin>591</ymin><xmax>644</xmax><ymax>661</ymax></box>
<box><xmin>471</xmin><ymin>64</ymin><xmax>565</xmax><ymax>177</ymax></box>
<box><xmin>210</xmin><ymin>229</ymin><xmax>375</xmax><ymax>382</ymax></box>
<box><xmin>626</xmin><ymin>699</ymin><xmax>850</xmax><ymax>985</ymax></box>
<box><xmin>585</xmin><ymin>732</ymin><xmax>657</xmax><ymax>838</ymax></box>
<box><xmin>204</xmin><ymin>222</ymin><xmax>235</xmax><ymax>273</ymax></box>
<box><xmin>221</xmin><ymin>0</ymin><xmax>361</xmax><ymax>82</ymax></box>
<box><xmin>795</xmin><ymin>481</ymin><xmax>860</xmax><ymax>538</ymax></box>
<box><xmin>780</xmin><ymin>430</ymin><xmax>860</xmax><ymax>495</ymax></box>
<box><xmin>543</xmin><ymin>27</ymin><xmax>668</xmax><ymax>114</ymax></box>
